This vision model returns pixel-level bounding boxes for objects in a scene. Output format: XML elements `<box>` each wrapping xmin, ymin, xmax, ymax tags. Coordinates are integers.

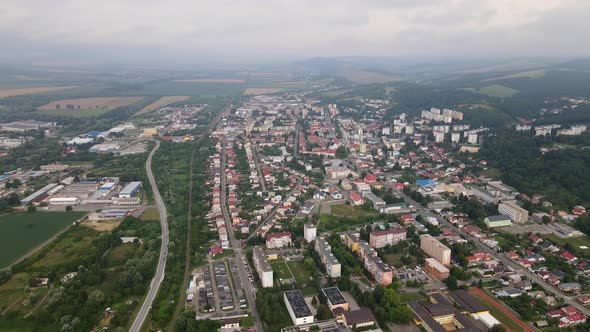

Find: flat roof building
<box><xmin>420</xmin><ymin>234</ymin><xmax>451</xmax><ymax>266</ymax></box>
<box><xmin>484</xmin><ymin>215</ymin><xmax>512</xmax><ymax>228</ymax></box>
<box><xmin>498</xmin><ymin>200</ymin><xmax>528</xmax><ymax>223</ymax></box>
<box><xmin>370</xmin><ymin>228</ymin><xmax>407</xmax><ymax>248</ymax></box>
<box><xmin>253</xmin><ymin>246</ymin><xmax>273</xmax><ymax>288</ymax></box>
<box><xmin>284</xmin><ymin>289</ymin><xmax>314</xmax><ymax>325</ymax></box>
<box><xmin>364</xmin><ymin>253</ymin><xmax>393</xmax><ymax>285</ymax></box>
<box><xmin>119</xmin><ymin>181</ymin><xmax>142</xmax><ymax>198</ymax></box>
<box><xmin>322</xmin><ymin>287</ymin><xmax>349</xmax><ymax>311</ymax></box>
<box><xmin>315</xmin><ymin>236</ymin><xmax>341</xmax><ymax>278</ymax></box>
<box><xmin>424</xmin><ymin>258</ymin><xmax>450</xmax><ymax>280</ymax></box>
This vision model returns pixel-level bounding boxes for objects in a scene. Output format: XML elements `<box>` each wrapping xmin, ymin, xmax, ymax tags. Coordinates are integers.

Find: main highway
<box><xmin>220</xmin><ymin>137</ymin><xmax>264</xmax><ymax>331</ymax></box>
<box><xmin>384</xmin><ymin>182</ymin><xmax>590</xmax><ymax>317</ymax></box>
<box><xmin>130</xmin><ymin>140</ymin><xmax>169</xmax><ymax>332</ymax></box>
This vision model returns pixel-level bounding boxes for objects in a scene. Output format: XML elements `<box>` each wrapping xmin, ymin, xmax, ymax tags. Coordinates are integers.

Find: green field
<box><xmin>471</xmin><ymin>84</ymin><xmax>520</xmax><ymax>98</ymax></box>
<box><xmin>0</xmin><ymin>212</ymin><xmax>86</xmax><ymax>267</ymax></box>
<box><xmin>271</xmin><ymin>261</ymin><xmax>292</xmax><ymax>280</ymax></box>
<box><xmin>286</xmin><ymin>260</ymin><xmax>311</xmax><ymax>284</ymax></box>
<box><xmin>319</xmin><ymin>204</ymin><xmax>380</xmax><ymax>231</ymax></box>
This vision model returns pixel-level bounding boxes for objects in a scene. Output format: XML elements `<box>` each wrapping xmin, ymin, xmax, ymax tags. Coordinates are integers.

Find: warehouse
<box><xmin>49</xmin><ymin>197</ymin><xmax>80</xmax><ymax>205</ymax></box>
<box><xmin>119</xmin><ymin>182</ymin><xmax>142</xmax><ymax>198</ymax></box>
<box><xmin>21</xmin><ymin>183</ymin><xmax>58</xmax><ymax>205</ymax></box>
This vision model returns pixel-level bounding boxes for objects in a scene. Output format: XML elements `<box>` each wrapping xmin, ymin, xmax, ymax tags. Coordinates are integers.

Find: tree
<box><xmin>65</xmin><ymin>205</ymin><xmax>73</xmax><ymax>211</ymax></box>
<box><xmin>445</xmin><ymin>275</ymin><xmax>458</xmax><ymax>290</ymax></box>
<box><xmin>316</xmin><ymin>304</ymin><xmax>333</xmax><ymax>320</ymax></box>
<box><xmin>335</xmin><ymin>146</ymin><xmax>348</xmax><ymax>159</ymax></box>
<box><xmin>27</xmin><ymin>204</ymin><xmax>36</xmax><ymax>213</ymax></box>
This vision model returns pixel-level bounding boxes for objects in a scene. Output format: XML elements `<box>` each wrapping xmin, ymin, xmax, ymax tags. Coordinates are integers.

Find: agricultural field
<box><xmin>174</xmin><ymin>78</ymin><xmax>245</xmax><ymax>83</ymax></box>
<box><xmin>243</xmin><ymin>88</ymin><xmax>282</xmax><ymax>95</ymax></box>
<box><xmin>0</xmin><ymin>211</ymin><xmax>86</xmax><ymax>268</ymax></box>
<box><xmin>37</xmin><ymin>96</ymin><xmax>144</xmax><ymax>117</ymax></box>
<box><xmin>483</xmin><ymin>69</ymin><xmax>546</xmax><ymax>82</ymax></box>
<box><xmin>0</xmin><ymin>217</ymin><xmax>161</xmax><ymax>331</ymax></box>
<box><xmin>0</xmin><ymin>85</ymin><xmax>80</xmax><ymax>98</ymax></box>
<box><xmin>135</xmin><ymin>95</ymin><xmax>190</xmax><ymax>115</ymax></box>
<box><xmin>469</xmin><ymin>84</ymin><xmax>520</xmax><ymax>98</ymax></box>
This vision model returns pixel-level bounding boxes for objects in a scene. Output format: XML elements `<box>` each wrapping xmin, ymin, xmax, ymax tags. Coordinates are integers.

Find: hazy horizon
<box><xmin>1</xmin><ymin>0</ymin><xmax>590</xmax><ymax>65</ymax></box>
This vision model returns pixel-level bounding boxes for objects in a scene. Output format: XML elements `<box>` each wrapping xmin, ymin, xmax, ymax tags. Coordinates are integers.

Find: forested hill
<box><xmin>478</xmin><ymin>130</ymin><xmax>590</xmax><ymax>208</ymax></box>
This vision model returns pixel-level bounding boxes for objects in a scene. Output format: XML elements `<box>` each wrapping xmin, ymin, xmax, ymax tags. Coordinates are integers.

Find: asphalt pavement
<box><xmin>130</xmin><ymin>140</ymin><xmax>170</xmax><ymax>332</ymax></box>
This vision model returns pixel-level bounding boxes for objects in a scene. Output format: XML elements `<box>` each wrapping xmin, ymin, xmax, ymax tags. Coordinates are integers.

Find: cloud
<box><xmin>0</xmin><ymin>0</ymin><xmax>589</xmax><ymax>62</ymax></box>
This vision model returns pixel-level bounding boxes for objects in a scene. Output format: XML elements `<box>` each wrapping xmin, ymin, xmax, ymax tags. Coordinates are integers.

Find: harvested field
<box><xmin>136</xmin><ymin>95</ymin><xmax>189</xmax><ymax>115</ymax></box>
<box><xmin>38</xmin><ymin>96</ymin><xmax>143</xmax><ymax>111</ymax></box>
<box><xmin>174</xmin><ymin>78</ymin><xmax>245</xmax><ymax>83</ymax></box>
<box><xmin>244</xmin><ymin>88</ymin><xmax>283</xmax><ymax>95</ymax></box>
<box><xmin>0</xmin><ymin>86</ymin><xmax>79</xmax><ymax>98</ymax></box>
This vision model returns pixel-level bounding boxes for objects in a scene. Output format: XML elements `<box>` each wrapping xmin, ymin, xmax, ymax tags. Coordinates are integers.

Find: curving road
<box><xmin>130</xmin><ymin>140</ymin><xmax>169</xmax><ymax>332</ymax></box>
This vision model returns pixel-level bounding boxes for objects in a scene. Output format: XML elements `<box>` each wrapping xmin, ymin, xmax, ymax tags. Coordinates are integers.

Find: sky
<box><xmin>1</xmin><ymin>0</ymin><xmax>589</xmax><ymax>64</ymax></box>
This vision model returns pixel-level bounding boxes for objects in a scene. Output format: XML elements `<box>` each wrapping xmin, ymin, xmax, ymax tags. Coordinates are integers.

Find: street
<box><xmin>130</xmin><ymin>140</ymin><xmax>169</xmax><ymax>332</ymax></box>
<box><xmin>220</xmin><ymin>137</ymin><xmax>264</xmax><ymax>331</ymax></box>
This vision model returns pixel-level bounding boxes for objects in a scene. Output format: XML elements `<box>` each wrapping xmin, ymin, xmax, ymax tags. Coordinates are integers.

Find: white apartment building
<box><xmin>498</xmin><ymin>200</ymin><xmax>529</xmax><ymax>223</ymax></box>
<box><xmin>420</xmin><ymin>234</ymin><xmax>451</xmax><ymax>266</ymax></box>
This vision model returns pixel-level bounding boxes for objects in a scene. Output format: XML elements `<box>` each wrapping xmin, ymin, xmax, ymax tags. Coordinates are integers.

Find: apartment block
<box><xmin>498</xmin><ymin>200</ymin><xmax>529</xmax><ymax>223</ymax></box>
<box><xmin>315</xmin><ymin>236</ymin><xmax>342</xmax><ymax>278</ymax></box>
<box><xmin>420</xmin><ymin>234</ymin><xmax>451</xmax><ymax>266</ymax></box>
<box><xmin>253</xmin><ymin>246</ymin><xmax>273</xmax><ymax>288</ymax></box>
<box><xmin>369</xmin><ymin>228</ymin><xmax>407</xmax><ymax>248</ymax></box>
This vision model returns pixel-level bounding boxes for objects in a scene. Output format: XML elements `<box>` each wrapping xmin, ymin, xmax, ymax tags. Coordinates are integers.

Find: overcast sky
<box><xmin>1</xmin><ymin>0</ymin><xmax>589</xmax><ymax>64</ymax></box>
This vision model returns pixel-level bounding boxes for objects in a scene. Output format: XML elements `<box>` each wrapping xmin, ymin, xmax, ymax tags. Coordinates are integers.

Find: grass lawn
<box><xmin>0</xmin><ymin>212</ymin><xmax>86</xmax><ymax>268</ymax></box>
<box><xmin>271</xmin><ymin>261</ymin><xmax>292</xmax><ymax>280</ymax></box>
<box><xmin>0</xmin><ymin>272</ymin><xmax>29</xmax><ymax>312</ymax></box>
<box><xmin>319</xmin><ymin>205</ymin><xmax>380</xmax><ymax>232</ymax></box>
<box><xmin>328</xmin><ymin>205</ymin><xmax>379</xmax><ymax>218</ymax></box>
<box><xmin>286</xmin><ymin>260</ymin><xmax>311</xmax><ymax>285</ymax></box>
<box><xmin>140</xmin><ymin>208</ymin><xmax>160</xmax><ymax>221</ymax></box>
<box><xmin>546</xmin><ymin>234</ymin><xmax>590</xmax><ymax>258</ymax></box>
<box><xmin>105</xmin><ymin>243</ymin><xmax>140</xmax><ymax>267</ymax></box>
<box><xmin>398</xmin><ymin>292</ymin><xmax>424</xmax><ymax>303</ymax></box>
<box><xmin>382</xmin><ymin>253</ymin><xmax>404</xmax><ymax>266</ymax></box>
<box><xmin>469</xmin><ymin>289</ymin><xmax>527</xmax><ymax>332</ymax></box>
<box><xmin>29</xmin><ymin>226</ymin><xmax>97</xmax><ymax>270</ymax></box>
<box><xmin>301</xmin><ymin>287</ymin><xmax>318</xmax><ymax>296</ymax></box>
<box><xmin>472</xmin><ymin>84</ymin><xmax>520</xmax><ymax>98</ymax></box>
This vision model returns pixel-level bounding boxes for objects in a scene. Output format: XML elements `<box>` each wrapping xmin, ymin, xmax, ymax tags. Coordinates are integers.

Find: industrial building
<box><xmin>21</xmin><ymin>183</ymin><xmax>58</xmax><ymax>205</ymax></box>
<box><xmin>119</xmin><ymin>181</ymin><xmax>142</xmax><ymax>198</ymax></box>
<box><xmin>48</xmin><ymin>197</ymin><xmax>80</xmax><ymax>205</ymax></box>
<box><xmin>420</xmin><ymin>234</ymin><xmax>451</xmax><ymax>266</ymax></box>
<box><xmin>253</xmin><ymin>246</ymin><xmax>273</xmax><ymax>288</ymax></box>
<box><xmin>284</xmin><ymin>290</ymin><xmax>314</xmax><ymax>325</ymax></box>
<box><xmin>315</xmin><ymin>236</ymin><xmax>342</xmax><ymax>278</ymax></box>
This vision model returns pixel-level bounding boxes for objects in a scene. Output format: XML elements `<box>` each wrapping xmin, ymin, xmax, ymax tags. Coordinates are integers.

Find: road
<box><xmin>385</xmin><ymin>182</ymin><xmax>590</xmax><ymax>317</ymax></box>
<box><xmin>251</xmin><ymin>146</ymin><xmax>267</xmax><ymax>192</ymax></box>
<box><xmin>293</xmin><ymin>122</ymin><xmax>300</xmax><ymax>159</ymax></box>
<box><xmin>130</xmin><ymin>140</ymin><xmax>169</xmax><ymax>332</ymax></box>
<box><xmin>246</xmin><ymin>176</ymin><xmax>303</xmax><ymax>241</ymax></box>
<box><xmin>220</xmin><ymin>137</ymin><xmax>264</xmax><ymax>331</ymax></box>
